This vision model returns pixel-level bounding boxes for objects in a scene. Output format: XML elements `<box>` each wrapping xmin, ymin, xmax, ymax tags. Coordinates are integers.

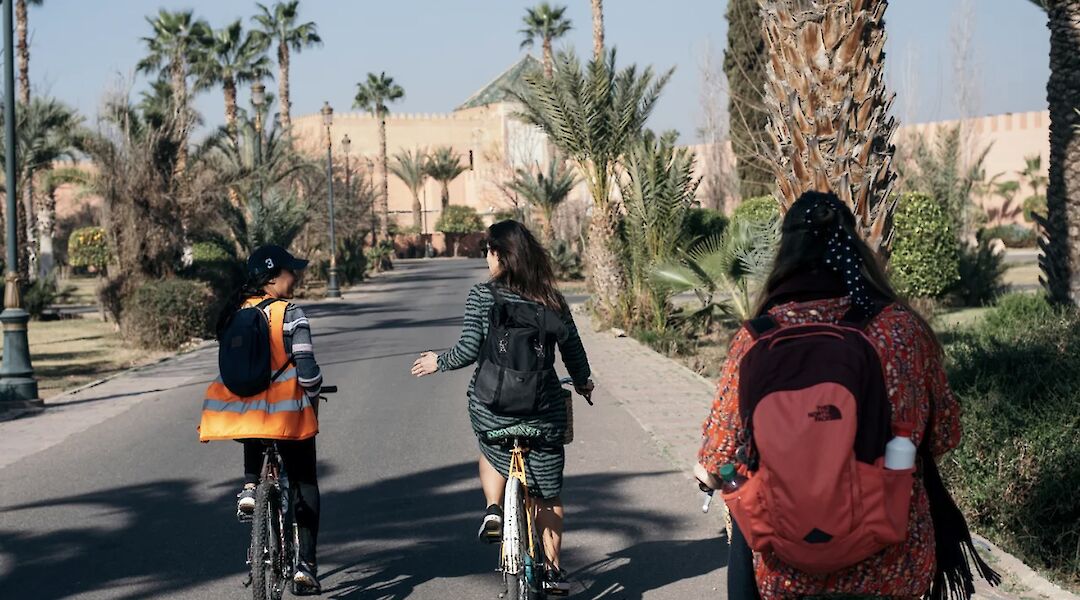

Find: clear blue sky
<box><xmin>29</xmin><ymin>1</ymin><xmax>1049</xmax><ymax>143</ymax></box>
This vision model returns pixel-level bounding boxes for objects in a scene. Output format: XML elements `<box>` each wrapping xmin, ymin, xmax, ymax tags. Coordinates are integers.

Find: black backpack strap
<box><xmin>255</xmin><ymin>297</ymin><xmax>285</xmax><ymax>310</ymax></box>
<box><xmin>744</xmin><ymin>315</ymin><xmax>779</xmax><ymax>340</ymax></box>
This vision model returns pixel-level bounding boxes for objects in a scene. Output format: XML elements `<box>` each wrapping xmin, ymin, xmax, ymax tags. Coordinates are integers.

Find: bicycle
<box><xmin>243</xmin><ymin>385</ymin><xmax>336</xmax><ymax>600</ymax></box>
<box><xmin>489</xmin><ymin>377</ymin><xmax>590</xmax><ymax>600</ymax></box>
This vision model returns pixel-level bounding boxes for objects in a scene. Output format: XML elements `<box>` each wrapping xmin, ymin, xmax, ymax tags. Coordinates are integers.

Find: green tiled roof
<box><xmin>455</xmin><ymin>55</ymin><xmax>543</xmax><ymax>111</ymax></box>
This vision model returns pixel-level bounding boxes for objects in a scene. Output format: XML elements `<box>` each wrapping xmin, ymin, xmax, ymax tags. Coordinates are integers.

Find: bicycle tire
<box><xmin>251</xmin><ymin>482</ymin><xmax>284</xmax><ymax>600</ymax></box>
<box><xmin>502</xmin><ymin>478</ymin><xmax>543</xmax><ymax>600</ymax></box>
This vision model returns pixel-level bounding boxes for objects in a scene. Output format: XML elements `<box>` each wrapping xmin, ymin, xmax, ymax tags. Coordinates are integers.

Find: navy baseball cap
<box><xmin>247</xmin><ymin>245</ymin><xmax>309</xmax><ymax>278</ymax></box>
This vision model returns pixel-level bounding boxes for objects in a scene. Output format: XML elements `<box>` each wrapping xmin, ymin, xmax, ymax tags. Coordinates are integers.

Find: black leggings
<box><xmin>729</xmin><ymin>519</ymin><xmax>762</xmax><ymax>600</ymax></box>
<box><xmin>243</xmin><ymin>437</ymin><xmax>320</xmax><ymax>564</ymax></box>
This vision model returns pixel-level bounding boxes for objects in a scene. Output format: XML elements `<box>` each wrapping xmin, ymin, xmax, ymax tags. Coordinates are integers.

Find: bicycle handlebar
<box><xmin>321</xmin><ymin>385</ymin><xmax>337</xmax><ymax>394</ymax></box>
<box><xmin>558</xmin><ymin>376</ymin><xmax>594</xmax><ymax>406</ymax></box>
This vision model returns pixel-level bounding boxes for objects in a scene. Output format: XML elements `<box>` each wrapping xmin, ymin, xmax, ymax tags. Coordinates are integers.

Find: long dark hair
<box><xmin>756</xmin><ymin>191</ymin><xmax>937</xmax><ymax>345</ymax></box>
<box><xmin>486</xmin><ymin>220</ymin><xmax>567</xmax><ymax>312</ymax></box>
<box><xmin>214</xmin><ymin>267</ymin><xmax>281</xmax><ymax>338</ymax></box>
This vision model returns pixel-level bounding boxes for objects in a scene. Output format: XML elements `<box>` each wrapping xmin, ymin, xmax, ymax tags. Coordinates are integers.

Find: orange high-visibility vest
<box><xmin>198</xmin><ymin>297</ymin><xmax>319</xmax><ymax>442</ymax></box>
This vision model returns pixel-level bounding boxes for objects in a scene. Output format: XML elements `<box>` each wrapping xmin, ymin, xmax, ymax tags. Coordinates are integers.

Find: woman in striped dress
<box><xmin>412</xmin><ymin>220</ymin><xmax>593</xmax><ymax>590</ymax></box>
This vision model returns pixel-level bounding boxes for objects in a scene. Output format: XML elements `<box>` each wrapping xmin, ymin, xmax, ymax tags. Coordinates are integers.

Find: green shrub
<box><xmin>123</xmin><ymin>278</ymin><xmax>214</xmax><ymax>350</ymax></box>
<box><xmin>948</xmin><ymin>238</ymin><xmax>1007</xmax><ymax>307</ymax></box>
<box><xmin>731</xmin><ymin>196</ymin><xmax>781</xmax><ymax>227</ymax></box>
<box><xmin>984</xmin><ymin>223</ymin><xmax>1037</xmax><ymax>248</ymax></box>
<box><xmin>683</xmin><ymin>208</ymin><xmax>728</xmax><ymax>244</ymax></box>
<box><xmin>190</xmin><ymin>241</ymin><xmax>234</xmax><ymax>264</ymax></box>
<box><xmin>365</xmin><ymin>240</ymin><xmax>395</xmax><ymax>273</ymax></box>
<box><xmin>317</xmin><ymin>235</ymin><xmax>367</xmax><ymax>286</ymax></box>
<box><xmin>943</xmin><ymin>297</ymin><xmax>1080</xmax><ymax>586</ymax></box>
<box><xmin>889</xmin><ymin>192</ymin><xmax>960</xmax><ymax>299</ymax></box>
<box><xmin>551</xmin><ymin>240</ymin><xmax>584</xmax><ymax>281</ymax></box>
<box><xmin>22</xmin><ymin>273</ymin><xmax>75</xmax><ymax>319</ymax></box>
<box><xmin>181</xmin><ymin>240</ymin><xmax>245</xmax><ymax>308</ymax></box>
<box><xmin>67</xmin><ymin>226</ymin><xmax>110</xmax><ymax>271</ymax></box>
<box><xmin>1023</xmin><ymin>194</ymin><xmax>1047</xmax><ymax>223</ymax></box>
<box><xmin>435</xmin><ymin>205</ymin><xmax>485</xmax><ymax>234</ymax></box>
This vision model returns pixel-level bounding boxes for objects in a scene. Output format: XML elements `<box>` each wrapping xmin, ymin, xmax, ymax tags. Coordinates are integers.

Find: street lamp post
<box><xmin>0</xmin><ymin>0</ymin><xmax>40</xmax><ymax>418</ymax></box>
<box><xmin>321</xmin><ymin>102</ymin><xmax>341</xmax><ymax>299</ymax></box>
<box><xmin>341</xmin><ymin>133</ymin><xmax>351</xmax><ymax>211</ymax></box>
<box><xmin>251</xmin><ymin>82</ymin><xmax>265</xmax><ymax>201</ymax></box>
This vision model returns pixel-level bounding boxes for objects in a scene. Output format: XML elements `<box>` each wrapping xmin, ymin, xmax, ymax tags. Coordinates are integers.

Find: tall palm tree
<box><xmin>1019</xmin><ymin>154</ymin><xmax>1048</xmax><ymax>200</ymax></box>
<box><xmin>1026</xmin><ymin>0</ymin><xmax>1079</xmax><ymax>305</ymax></box>
<box><xmin>16</xmin><ymin>0</ymin><xmax>43</xmax><ymax>105</ymax></box>
<box><xmin>354</xmin><ymin>72</ymin><xmax>405</xmax><ymax>239</ymax></box>
<box><xmin>194</xmin><ymin>20</ymin><xmax>272</xmax><ymax>141</ymax></box>
<box><xmin>759</xmin><ymin>0</ymin><xmax>898</xmax><ymax>254</ymax></box>
<box><xmin>591</xmin><ymin>0</ymin><xmax>604</xmax><ymax>60</ymax></box>
<box><xmin>520</xmin><ymin>3</ymin><xmax>572</xmax><ymax>79</ymax></box>
<box><xmin>0</xmin><ymin>98</ymin><xmax>83</xmax><ymax>280</ymax></box>
<box><xmin>514</xmin><ymin>49</ymin><xmax>672</xmax><ymax>321</ymax></box>
<box><xmin>137</xmin><ymin>9</ymin><xmax>212</xmax><ymax>180</ymax></box>
<box><xmin>389</xmin><ymin>149</ymin><xmax>430</xmax><ymax>230</ymax></box>
<box><xmin>506</xmin><ymin>159</ymin><xmax>579</xmax><ymax>245</ymax></box>
<box><xmin>425</xmin><ymin>146</ymin><xmax>468</xmax><ymax>213</ymax></box>
<box><xmin>253</xmin><ymin>1</ymin><xmax>321</xmax><ymax>130</ymax></box>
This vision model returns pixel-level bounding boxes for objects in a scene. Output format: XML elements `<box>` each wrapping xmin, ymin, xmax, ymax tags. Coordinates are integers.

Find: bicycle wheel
<box><xmin>502</xmin><ymin>478</ymin><xmax>541</xmax><ymax>600</ymax></box>
<box><xmin>251</xmin><ymin>481</ymin><xmax>285</xmax><ymax>600</ymax></box>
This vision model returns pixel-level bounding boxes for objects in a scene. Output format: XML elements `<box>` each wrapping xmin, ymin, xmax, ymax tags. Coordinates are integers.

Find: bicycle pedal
<box><xmin>236</xmin><ymin>511</ymin><xmax>253</xmax><ymax>523</ymax></box>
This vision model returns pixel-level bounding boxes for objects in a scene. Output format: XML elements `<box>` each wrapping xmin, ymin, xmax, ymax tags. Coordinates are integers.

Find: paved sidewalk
<box><xmin>573</xmin><ymin>310</ymin><xmax>1076</xmax><ymax>600</ymax></box>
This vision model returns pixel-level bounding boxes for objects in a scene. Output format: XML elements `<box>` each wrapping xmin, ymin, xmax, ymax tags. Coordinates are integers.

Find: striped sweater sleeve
<box><xmin>283</xmin><ymin>304</ymin><xmax>322</xmax><ymax>396</ymax></box>
<box><xmin>558</xmin><ymin>310</ymin><xmax>591</xmax><ymax>386</ymax></box>
<box><xmin>438</xmin><ymin>284</ymin><xmax>488</xmax><ymax>372</ymax></box>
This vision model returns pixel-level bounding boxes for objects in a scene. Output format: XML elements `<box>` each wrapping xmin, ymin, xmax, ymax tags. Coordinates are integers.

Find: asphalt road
<box><xmin>0</xmin><ymin>259</ymin><xmax>727</xmax><ymax>599</ymax></box>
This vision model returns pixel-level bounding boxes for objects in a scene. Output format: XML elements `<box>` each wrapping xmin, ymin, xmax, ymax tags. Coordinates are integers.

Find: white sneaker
<box><xmin>236</xmin><ymin>484</ymin><xmax>256</xmax><ymax>515</ymax></box>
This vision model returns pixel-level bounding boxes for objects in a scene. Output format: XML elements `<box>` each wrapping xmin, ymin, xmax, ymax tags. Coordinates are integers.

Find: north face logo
<box><xmin>808</xmin><ymin>405</ymin><xmax>843</xmax><ymax>422</ymax></box>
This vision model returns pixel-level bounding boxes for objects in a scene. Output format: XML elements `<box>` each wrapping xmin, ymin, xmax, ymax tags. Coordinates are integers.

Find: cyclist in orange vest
<box><xmin>199</xmin><ymin>245</ymin><xmax>324</xmax><ymax>594</ymax></box>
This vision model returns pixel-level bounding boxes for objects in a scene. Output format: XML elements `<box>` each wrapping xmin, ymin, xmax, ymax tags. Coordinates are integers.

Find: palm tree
<box><xmin>0</xmin><ymin>98</ymin><xmax>83</xmax><ymax>280</ymax></box>
<box><xmin>425</xmin><ymin>146</ymin><xmax>468</xmax><ymax>213</ymax></box>
<box><xmin>16</xmin><ymin>0</ymin><xmax>44</xmax><ymax>105</ymax></box>
<box><xmin>591</xmin><ymin>0</ymin><xmax>604</xmax><ymax>60</ymax></box>
<box><xmin>389</xmin><ymin>148</ymin><xmax>430</xmax><ymax>230</ymax></box>
<box><xmin>1026</xmin><ymin>0</ymin><xmax>1080</xmax><ymax>304</ymax></box>
<box><xmin>253</xmin><ymin>1</ymin><xmax>321</xmax><ymax>130</ymax></box>
<box><xmin>194</xmin><ymin>20</ymin><xmax>272</xmax><ymax>141</ymax></box>
<box><xmin>759</xmin><ymin>0</ymin><xmax>898</xmax><ymax>254</ymax></box>
<box><xmin>520</xmin><ymin>3</ymin><xmax>572</xmax><ymax>79</ymax></box>
<box><xmin>354</xmin><ymin>72</ymin><xmax>405</xmax><ymax>239</ymax></box>
<box><xmin>1019</xmin><ymin>154</ymin><xmax>1048</xmax><ymax>199</ymax></box>
<box><xmin>137</xmin><ymin>9</ymin><xmax>212</xmax><ymax>180</ymax></box>
<box><xmin>992</xmin><ymin>180</ymin><xmax>1022</xmax><ymax>225</ymax></box>
<box><xmin>506</xmin><ymin>159</ymin><xmax>578</xmax><ymax>245</ymax></box>
<box><xmin>513</xmin><ymin>49</ymin><xmax>672</xmax><ymax>321</ymax></box>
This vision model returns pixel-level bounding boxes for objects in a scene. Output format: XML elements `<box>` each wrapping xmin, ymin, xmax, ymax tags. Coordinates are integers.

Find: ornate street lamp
<box><xmin>0</xmin><ymin>0</ymin><xmax>40</xmax><ymax>418</ymax></box>
<box><xmin>251</xmin><ymin>82</ymin><xmax>266</xmax><ymax>201</ymax></box>
<box><xmin>341</xmin><ymin>134</ymin><xmax>351</xmax><ymax>210</ymax></box>
<box><xmin>321</xmin><ymin>102</ymin><xmax>341</xmax><ymax>299</ymax></box>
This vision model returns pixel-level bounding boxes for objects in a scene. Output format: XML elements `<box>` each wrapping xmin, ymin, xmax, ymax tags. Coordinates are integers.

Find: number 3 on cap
<box><xmin>266</xmin><ymin>258</ymin><xmax>275</xmax><ymax>269</ymax></box>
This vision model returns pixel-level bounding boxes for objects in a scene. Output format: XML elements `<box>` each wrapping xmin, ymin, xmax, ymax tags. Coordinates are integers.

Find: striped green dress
<box><xmin>437</xmin><ymin>283</ymin><xmax>591</xmax><ymax>499</ymax></box>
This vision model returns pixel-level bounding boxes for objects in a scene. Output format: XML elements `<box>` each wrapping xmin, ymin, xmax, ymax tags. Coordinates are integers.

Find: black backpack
<box><xmin>218</xmin><ymin>298</ymin><xmax>292</xmax><ymax>397</ymax></box>
<box><xmin>474</xmin><ymin>285</ymin><xmax>565</xmax><ymax>416</ymax></box>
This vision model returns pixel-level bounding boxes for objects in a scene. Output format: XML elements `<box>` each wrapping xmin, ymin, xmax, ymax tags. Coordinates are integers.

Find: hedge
<box><xmin>122</xmin><ymin>278</ymin><xmax>214</xmax><ymax>350</ymax></box>
<box><xmin>889</xmin><ymin>192</ymin><xmax>960</xmax><ymax>299</ymax></box>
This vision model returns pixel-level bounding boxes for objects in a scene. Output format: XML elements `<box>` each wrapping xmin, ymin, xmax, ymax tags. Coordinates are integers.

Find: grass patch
<box><xmin>1</xmin><ymin>317</ymin><xmax>167</xmax><ymax>399</ymax></box>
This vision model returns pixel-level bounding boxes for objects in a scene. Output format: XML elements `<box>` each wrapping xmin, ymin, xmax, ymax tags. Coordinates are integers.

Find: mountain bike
<box><xmin>243</xmin><ymin>385</ymin><xmax>335</xmax><ymax>600</ymax></box>
<box><xmin>489</xmin><ymin>377</ymin><xmax>588</xmax><ymax>600</ymax></box>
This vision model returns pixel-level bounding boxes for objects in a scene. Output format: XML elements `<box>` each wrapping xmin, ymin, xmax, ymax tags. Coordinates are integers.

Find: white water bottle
<box><xmin>884</xmin><ymin>425</ymin><xmax>917</xmax><ymax>470</ymax></box>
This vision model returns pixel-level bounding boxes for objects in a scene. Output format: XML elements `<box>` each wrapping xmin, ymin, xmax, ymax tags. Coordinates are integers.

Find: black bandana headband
<box><xmin>801</xmin><ymin>194</ymin><xmax>875</xmax><ymax>315</ymax></box>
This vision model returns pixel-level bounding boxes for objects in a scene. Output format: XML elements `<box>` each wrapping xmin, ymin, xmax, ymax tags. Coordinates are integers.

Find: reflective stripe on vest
<box><xmin>198</xmin><ymin>297</ymin><xmax>319</xmax><ymax>442</ymax></box>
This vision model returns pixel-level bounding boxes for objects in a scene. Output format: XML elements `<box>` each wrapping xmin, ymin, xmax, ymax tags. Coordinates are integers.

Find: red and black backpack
<box><xmin>721</xmin><ymin>305</ymin><xmax>917</xmax><ymax>574</ymax></box>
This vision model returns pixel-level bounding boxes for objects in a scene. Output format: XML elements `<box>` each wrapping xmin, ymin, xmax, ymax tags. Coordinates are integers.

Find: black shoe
<box><xmin>292</xmin><ymin>561</ymin><xmax>321</xmax><ymax>595</ymax></box>
<box><xmin>478</xmin><ymin>504</ymin><xmax>502</xmax><ymax>543</ymax></box>
<box><xmin>543</xmin><ymin>566</ymin><xmax>571</xmax><ymax>596</ymax></box>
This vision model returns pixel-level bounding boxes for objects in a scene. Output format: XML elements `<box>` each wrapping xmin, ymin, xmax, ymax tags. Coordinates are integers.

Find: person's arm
<box><xmin>557</xmin><ymin>310</ymin><xmax>592</xmax><ymax>391</ymax></box>
<box><xmin>413</xmin><ymin>285</ymin><xmax>488</xmax><ymax>377</ymax></box>
<box><xmin>696</xmin><ymin>328</ymin><xmax>753</xmax><ymax>487</ymax></box>
<box><xmin>284</xmin><ymin>304</ymin><xmax>322</xmax><ymax>399</ymax></box>
<box><xmin>921</xmin><ymin>326</ymin><xmax>963</xmax><ymax>457</ymax></box>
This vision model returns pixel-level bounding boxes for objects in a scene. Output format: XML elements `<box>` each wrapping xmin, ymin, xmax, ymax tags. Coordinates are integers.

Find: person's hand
<box><xmin>574</xmin><ymin>379</ymin><xmax>595</xmax><ymax>399</ymax></box>
<box><xmin>411</xmin><ymin>351</ymin><xmax>439</xmax><ymax>377</ymax></box>
<box><xmin>693</xmin><ymin>462</ymin><xmax>722</xmax><ymax>491</ymax></box>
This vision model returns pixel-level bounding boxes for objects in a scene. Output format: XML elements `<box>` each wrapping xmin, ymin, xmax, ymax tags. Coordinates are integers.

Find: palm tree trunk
<box><xmin>37</xmin><ymin>187</ymin><xmax>55</xmax><ymax>280</ymax></box>
<box><xmin>412</xmin><ymin>192</ymin><xmax>422</xmax><ymax>229</ymax></box>
<box><xmin>1040</xmin><ymin>1</ymin><xmax>1080</xmax><ymax>305</ymax></box>
<box><xmin>278</xmin><ymin>42</ymin><xmax>291</xmax><ymax>130</ymax></box>
<box><xmin>379</xmin><ymin>114</ymin><xmax>390</xmax><ymax>239</ymax></box>
<box><xmin>591</xmin><ymin>0</ymin><xmax>605</xmax><ymax>61</ymax></box>
<box><xmin>586</xmin><ymin>200</ymin><xmax>626</xmax><ymax>324</ymax></box>
<box><xmin>223</xmin><ymin>77</ymin><xmax>238</xmax><ymax>142</ymax></box>
<box><xmin>16</xmin><ymin>0</ymin><xmax>29</xmax><ymax>105</ymax></box>
<box><xmin>21</xmin><ymin>174</ymin><xmax>35</xmax><ymax>281</ymax></box>
<box><xmin>543</xmin><ymin>210</ymin><xmax>555</xmax><ymax>247</ymax></box>
<box><xmin>542</xmin><ymin>37</ymin><xmax>554</xmax><ymax>79</ymax></box>
<box><xmin>171</xmin><ymin>58</ymin><xmax>189</xmax><ymax>181</ymax></box>
<box><xmin>440</xmin><ymin>181</ymin><xmax>450</xmax><ymax>211</ymax></box>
